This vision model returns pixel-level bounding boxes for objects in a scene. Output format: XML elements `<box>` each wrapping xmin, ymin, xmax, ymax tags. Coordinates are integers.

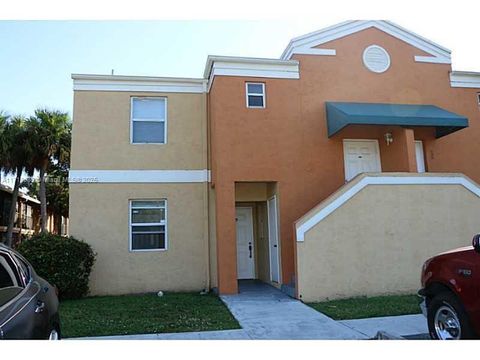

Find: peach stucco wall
<box><xmin>296</xmin><ymin>175</ymin><xmax>480</xmax><ymax>301</ymax></box>
<box><xmin>209</xmin><ymin>27</ymin><xmax>480</xmax><ymax>294</ymax></box>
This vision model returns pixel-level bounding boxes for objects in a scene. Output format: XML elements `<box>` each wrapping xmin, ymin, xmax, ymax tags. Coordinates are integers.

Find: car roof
<box><xmin>0</xmin><ymin>244</ymin><xmax>17</xmax><ymax>257</ymax></box>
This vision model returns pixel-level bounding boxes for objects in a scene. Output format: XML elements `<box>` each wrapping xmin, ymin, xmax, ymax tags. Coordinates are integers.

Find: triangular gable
<box><xmin>281</xmin><ymin>20</ymin><xmax>451</xmax><ymax>64</ymax></box>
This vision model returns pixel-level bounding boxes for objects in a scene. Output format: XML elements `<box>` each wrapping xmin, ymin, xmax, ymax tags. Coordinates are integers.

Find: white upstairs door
<box><xmin>343</xmin><ymin>140</ymin><xmax>382</xmax><ymax>181</ymax></box>
<box><xmin>415</xmin><ymin>140</ymin><xmax>426</xmax><ymax>173</ymax></box>
<box><xmin>267</xmin><ymin>196</ymin><xmax>280</xmax><ymax>283</ymax></box>
<box><xmin>235</xmin><ymin>207</ymin><xmax>255</xmax><ymax>280</ymax></box>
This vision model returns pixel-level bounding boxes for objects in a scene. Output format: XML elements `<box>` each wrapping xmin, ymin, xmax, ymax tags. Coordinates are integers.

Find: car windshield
<box><xmin>13</xmin><ymin>254</ymin><xmax>30</xmax><ymax>284</ymax></box>
<box><xmin>0</xmin><ymin>253</ymin><xmax>23</xmax><ymax>307</ymax></box>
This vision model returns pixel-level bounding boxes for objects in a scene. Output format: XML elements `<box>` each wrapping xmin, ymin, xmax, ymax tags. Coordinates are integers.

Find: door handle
<box><xmin>248</xmin><ymin>243</ymin><xmax>252</xmax><ymax>258</ymax></box>
<box><xmin>35</xmin><ymin>301</ymin><xmax>45</xmax><ymax>313</ymax></box>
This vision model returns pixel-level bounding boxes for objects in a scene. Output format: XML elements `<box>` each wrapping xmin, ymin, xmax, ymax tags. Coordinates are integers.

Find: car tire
<box><xmin>427</xmin><ymin>292</ymin><xmax>476</xmax><ymax>340</ymax></box>
<box><xmin>48</xmin><ymin>321</ymin><xmax>61</xmax><ymax>340</ymax></box>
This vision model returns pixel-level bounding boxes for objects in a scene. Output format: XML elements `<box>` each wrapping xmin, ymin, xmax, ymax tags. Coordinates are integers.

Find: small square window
<box><xmin>130</xmin><ymin>200</ymin><xmax>167</xmax><ymax>251</ymax></box>
<box><xmin>131</xmin><ymin>98</ymin><xmax>167</xmax><ymax>144</ymax></box>
<box><xmin>246</xmin><ymin>83</ymin><xmax>265</xmax><ymax>108</ymax></box>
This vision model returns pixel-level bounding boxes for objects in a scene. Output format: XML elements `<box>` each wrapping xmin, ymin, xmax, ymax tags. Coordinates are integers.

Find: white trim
<box><xmin>72</xmin><ymin>74</ymin><xmax>207</xmax><ymax>93</ymax></box>
<box><xmin>284</xmin><ymin>48</ymin><xmax>336</xmax><ymax>57</ymax></box>
<box><xmin>414</xmin><ymin>56</ymin><xmax>451</xmax><ymax>64</ymax></box>
<box><xmin>362</xmin><ymin>45</ymin><xmax>391</xmax><ymax>73</ymax></box>
<box><xmin>295</xmin><ymin>174</ymin><xmax>480</xmax><ymax>242</ymax></box>
<box><xmin>415</xmin><ymin>141</ymin><xmax>426</xmax><ymax>173</ymax></box>
<box><xmin>129</xmin><ymin>199</ymin><xmax>168</xmax><ymax>252</ymax></box>
<box><xmin>267</xmin><ymin>195</ymin><xmax>281</xmax><ymax>284</ymax></box>
<box><xmin>203</xmin><ymin>55</ymin><xmax>299</xmax><ymax>78</ymax></box>
<box><xmin>130</xmin><ymin>97</ymin><xmax>168</xmax><ymax>145</ymax></box>
<box><xmin>281</xmin><ymin>20</ymin><xmax>451</xmax><ymax>64</ymax></box>
<box><xmin>69</xmin><ymin>170</ymin><xmax>211</xmax><ymax>183</ymax></box>
<box><xmin>450</xmin><ymin>71</ymin><xmax>480</xmax><ymax>89</ymax></box>
<box><xmin>343</xmin><ymin>139</ymin><xmax>381</xmax><ymax>182</ymax></box>
<box><xmin>204</xmin><ymin>56</ymin><xmax>299</xmax><ymax>92</ymax></box>
<box><xmin>245</xmin><ymin>82</ymin><xmax>266</xmax><ymax>109</ymax></box>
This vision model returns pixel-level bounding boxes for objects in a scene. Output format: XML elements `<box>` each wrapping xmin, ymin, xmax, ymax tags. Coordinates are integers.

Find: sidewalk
<box><xmin>219</xmin><ymin>281</ymin><xmax>366</xmax><ymax>340</ymax></box>
<box><xmin>340</xmin><ymin>314</ymin><xmax>429</xmax><ymax>338</ymax></box>
<box><xmin>75</xmin><ymin>329</ymin><xmax>250</xmax><ymax>340</ymax></box>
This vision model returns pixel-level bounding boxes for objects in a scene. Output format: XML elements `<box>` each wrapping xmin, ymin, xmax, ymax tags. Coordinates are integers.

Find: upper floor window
<box><xmin>131</xmin><ymin>97</ymin><xmax>167</xmax><ymax>144</ymax></box>
<box><xmin>246</xmin><ymin>83</ymin><xmax>265</xmax><ymax>108</ymax></box>
<box><xmin>130</xmin><ymin>200</ymin><xmax>167</xmax><ymax>251</ymax></box>
<box><xmin>477</xmin><ymin>92</ymin><xmax>480</xmax><ymax>106</ymax></box>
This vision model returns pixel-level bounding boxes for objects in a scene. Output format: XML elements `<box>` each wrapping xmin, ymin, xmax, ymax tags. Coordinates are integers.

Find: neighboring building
<box><xmin>0</xmin><ymin>184</ymin><xmax>40</xmax><ymax>242</ymax></box>
<box><xmin>70</xmin><ymin>20</ymin><xmax>480</xmax><ymax>301</ymax></box>
<box><xmin>0</xmin><ymin>184</ymin><xmax>69</xmax><ymax>244</ymax></box>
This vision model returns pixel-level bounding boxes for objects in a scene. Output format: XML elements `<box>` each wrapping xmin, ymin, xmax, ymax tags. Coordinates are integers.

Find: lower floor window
<box><xmin>130</xmin><ymin>200</ymin><xmax>167</xmax><ymax>251</ymax></box>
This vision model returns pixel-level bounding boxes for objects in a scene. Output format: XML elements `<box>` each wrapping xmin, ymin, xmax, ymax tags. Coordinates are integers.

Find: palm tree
<box><xmin>0</xmin><ymin>111</ymin><xmax>10</xmax><ymax>185</ymax></box>
<box><xmin>4</xmin><ymin>117</ymin><xmax>35</xmax><ymax>246</ymax></box>
<box><xmin>27</xmin><ymin>109</ymin><xmax>70</xmax><ymax>233</ymax></box>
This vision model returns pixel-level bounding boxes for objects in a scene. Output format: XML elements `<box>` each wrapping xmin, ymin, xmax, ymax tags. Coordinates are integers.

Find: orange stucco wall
<box><xmin>209</xmin><ymin>27</ymin><xmax>480</xmax><ymax>294</ymax></box>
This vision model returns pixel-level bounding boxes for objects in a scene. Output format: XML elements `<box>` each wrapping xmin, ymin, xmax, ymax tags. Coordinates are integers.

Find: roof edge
<box><xmin>203</xmin><ymin>55</ymin><xmax>299</xmax><ymax>79</ymax></box>
<box><xmin>281</xmin><ymin>20</ymin><xmax>451</xmax><ymax>62</ymax></box>
<box><xmin>450</xmin><ymin>71</ymin><xmax>480</xmax><ymax>88</ymax></box>
<box><xmin>71</xmin><ymin>73</ymin><xmax>206</xmax><ymax>83</ymax></box>
<box><xmin>0</xmin><ymin>183</ymin><xmax>40</xmax><ymax>204</ymax></box>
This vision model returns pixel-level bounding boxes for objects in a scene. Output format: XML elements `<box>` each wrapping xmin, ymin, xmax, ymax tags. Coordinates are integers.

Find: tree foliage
<box><xmin>26</xmin><ymin>109</ymin><xmax>71</xmax><ymax>231</ymax></box>
<box><xmin>0</xmin><ymin>108</ymin><xmax>71</xmax><ymax>244</ymax></box>
<box><xmin>17</xmin><ymin>233</ymin><xmax>96</xmax><ymax>299</ymax></box>
<box><xmin>1</xmin><ymin>116</ymin><xmax>36</xmax><ymax>245</ymax></box>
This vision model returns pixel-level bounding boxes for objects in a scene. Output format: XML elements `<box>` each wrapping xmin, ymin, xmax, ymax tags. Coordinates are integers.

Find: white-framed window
<box><xmin>131</xmin><ymin>97</ymin><xmax>167</xmax><ymax>144</ymax></box>
<box><xmin>129</xmin><ymin>200</ymin><xmax>167</xmax><ymax>251</ymax></box>
<box><xmin>246</xmin><ymin>83</ymin><xmax>266</xmax><ymax>108</ymax></box>
<box><xmin>477</xmin><ymin>92</ymin><xmax>480</xmax><ymax>106</ymax></box>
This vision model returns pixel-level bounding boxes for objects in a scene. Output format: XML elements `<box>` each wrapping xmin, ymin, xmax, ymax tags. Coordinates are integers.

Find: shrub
<box><xmin>16</xmin><ymin>233</ymin><xmax>96</xmax><ymax>300</ymax></box>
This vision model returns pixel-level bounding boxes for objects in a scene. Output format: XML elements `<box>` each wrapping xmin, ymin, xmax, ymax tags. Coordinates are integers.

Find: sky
<box><xmin>1</xmin><ymin>18</ymin><xmax>480</xmax><ymax>118</ymax></box>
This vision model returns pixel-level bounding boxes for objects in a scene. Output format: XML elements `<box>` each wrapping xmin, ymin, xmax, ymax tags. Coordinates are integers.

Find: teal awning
<box><xmin>326</xmin><ymin>102</ymin><xmax>468</xmax><ymax>138</ymax></box>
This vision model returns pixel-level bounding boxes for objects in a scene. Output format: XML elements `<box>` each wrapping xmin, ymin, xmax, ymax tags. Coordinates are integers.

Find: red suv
<box><xmin>419</xmin><ymin>234</ymin><xmax>480</xmax><ymax>340</ymax></box>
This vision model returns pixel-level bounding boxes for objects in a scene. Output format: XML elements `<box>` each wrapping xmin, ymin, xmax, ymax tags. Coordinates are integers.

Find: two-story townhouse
<box><xmin>69</xmin><ymin>76</ymin><xmax>209</xmax><ymax>295</ymax></box>
<box><xmin>70</xmin><ymin>20</ymin><xmax>480</xmax><ymax>301</ymax></box>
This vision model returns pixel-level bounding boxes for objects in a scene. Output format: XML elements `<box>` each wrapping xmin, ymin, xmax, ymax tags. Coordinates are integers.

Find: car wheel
<box><xmin>49</xmin><ymin>329</ymin><xmax>59</xmax><ymax>340</ymax></box>
<box><xmin>427</xmin><ymin>292</ymin><xmax>475</xmax><ymax>340</ymax></box>
<box><xmin>49</xmin><ymin>323</ymin><xmax>61</xmax><ymax>340</ymax></box>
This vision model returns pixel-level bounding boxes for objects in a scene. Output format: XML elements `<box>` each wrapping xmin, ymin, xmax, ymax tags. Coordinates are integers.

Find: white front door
<box><xmin>343</xmin><ymin>140</ymin><xmax>382</xmax><ymax>181</ymax></box>
<box><xmin>267</xmin><ymin>196</ymin><xmax>280</xmax><ymax>283</ymax></box>
<box><xmin>415</xmin><ymin>140</ymin><xmax>426</xmax><ymax>173</ymax></box>
<box><xmin>236</xmin><ymin>207</ymin><xmax>255</xmax><ymax>280</ymax></box>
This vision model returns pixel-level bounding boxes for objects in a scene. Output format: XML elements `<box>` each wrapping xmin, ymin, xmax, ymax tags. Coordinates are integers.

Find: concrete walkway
<box><xmin>220</xmin><ymin>281</ymin><xmax>366</xmax><ymax>340</ymax></box>
<box><xmin>340</xmin><ymin>314</ymin><xmax>429</xmax><ymax>338</ymax></box>
<box><xmin>75</xmin><ymin>329</ymin><xmax>250</xmax><ymax>340</ymax></box>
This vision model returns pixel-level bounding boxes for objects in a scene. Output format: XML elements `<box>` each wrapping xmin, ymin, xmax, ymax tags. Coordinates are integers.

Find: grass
<box><xmin>59</xmin><ymin>292</ymin><xmax>240</xmax><ymax>338</ymax></box>
<box><xmin>308</xmin><ymin>294</ymin><xmax>422</xmax><ymax>320</ymax></box>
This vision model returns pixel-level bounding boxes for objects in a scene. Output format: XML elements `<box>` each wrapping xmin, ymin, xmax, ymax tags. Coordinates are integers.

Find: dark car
<box><xmin>0</xmin><ymin>243</ymin><xmax>60</xmax><ymax>339</ymax></box>
<box><xmin>419</xmin><ymin>234</ymin><xmax>480</xmax><ymax>340</ymax></box>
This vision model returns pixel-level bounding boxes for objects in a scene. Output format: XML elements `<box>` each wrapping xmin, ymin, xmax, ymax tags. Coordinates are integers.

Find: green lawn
<box><xmin>59</xmin><ymin>292</ymin><xmax>240</xmax><ymax>338</ymax></box>
<box><xmin>308</xmin><ymin>294</ymin><xmax>422</xmax><ymax>320</ymax></box>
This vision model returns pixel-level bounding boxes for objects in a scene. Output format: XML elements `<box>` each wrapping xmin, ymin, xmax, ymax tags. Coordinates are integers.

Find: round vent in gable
<box><xmin>362</xmin><ymin>45</ymin><xmax>391</xmax><ymax>73</ymax></box>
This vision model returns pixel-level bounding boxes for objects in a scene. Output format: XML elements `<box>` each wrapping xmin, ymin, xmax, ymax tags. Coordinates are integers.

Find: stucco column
<box><xmin>403</xmin><ymin>128</ymin><xmax>417</xmax><ymax>172</ymax></box>
<box><xmin>380</xmin><ymin>127</ymin><xmax>418</xmax><ymax>172</ymax></box>
<box><xmin>214</xmin><ymin>180</ymin><xmax>238</xmax><ymax>294</ymax></box>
